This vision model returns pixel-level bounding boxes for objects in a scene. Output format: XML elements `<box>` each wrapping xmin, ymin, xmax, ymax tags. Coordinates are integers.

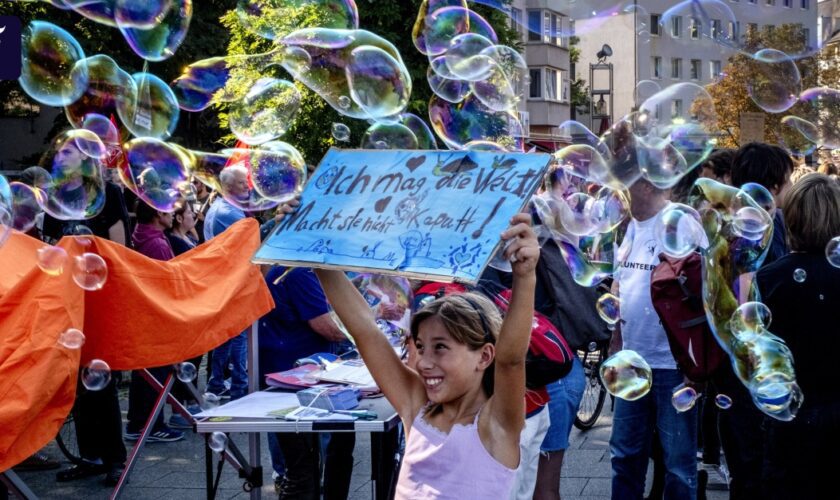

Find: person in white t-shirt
<box><xmin>608</xmin><ymin>179</ymin><xmax>698</xmax><ymax>500</ymax></box>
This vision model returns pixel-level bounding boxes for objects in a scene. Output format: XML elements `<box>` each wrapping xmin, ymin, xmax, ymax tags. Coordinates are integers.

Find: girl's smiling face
<box><xmin>413</xmin><ymin>315</ymin><xmax>494</xmax><ymax>404</ymax></box>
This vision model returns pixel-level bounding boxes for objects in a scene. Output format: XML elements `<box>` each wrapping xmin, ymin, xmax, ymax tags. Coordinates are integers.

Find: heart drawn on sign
<box><xmin>374</xmin><ymin>196</ymin><xmax>392</xmax><ymax>213</ymax></box>
<box><xmin>405</xmin><ymin>156</ymin><xmax>426</xmax><ymax>172</ymax></box>
<box><xmin>452</xmin><ymin>249</ymin><xmax>472</xmax><ymax>267</ymax></box>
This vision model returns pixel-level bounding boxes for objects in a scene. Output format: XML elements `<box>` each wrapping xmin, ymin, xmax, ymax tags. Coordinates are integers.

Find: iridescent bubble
<box><xmin>176</xmin><ymin>361</ymin><xmax>197</xmax><ymax>382</ymax></box>
<box><xmin>209</xmin><ymin>432</ymin><xmax>228</xmax><ymax>453</ymax></box>
<box><xmin>634</xmin><ymin>80</ymin><xmax>661</xmax><ymax>107</ymax></box>
<box><xmin>10</xmin><ymin>181</ymin><xmax>42</xmax><ymax>233</ymax></box>
<box><xmin>599</xmin><ymin>350</ymin><xmax>652</xmax><ymax>401</ymax></box>
<box><xmin>229</xmin><ymin>78</ymin><xmax>300</xmax><ymax>145</ymax></box>
<box><xmin>792</xmin><ymin>268</ymin><xmax>807</xmax><ymax>283</ymax></box>
<box><xmin>115</xmin><ymin>0</ymin><xmax>173</xmax><ymax>29</ymax></box>
<box><xmin>170</xmin><ymin>55</ymin><xmax>257</xmax><ymax>112</ymax></box>
<box><xmin>62</xmin><ymin>0</ymin><xmax>118</xmax><ymax>27</ymax></box>
<box><xmin>0</xmin><ymin>205</ymin><xmax>11</xmax><ymax>249</ymax></box>
<box><xmin>118</xmin><ymin>0</ymin><xmax>192</xmax><ymax>61</ymax></box>
<box><xmin>123</xmin><ymin>138</ymin><xmax>191</xmax><ymax>211</ymax></box>
<box><xmin>730</xmin><ymin>301</ymin><xmax>772</xmax><ymax>338</ymax></box>
<box><xmin>732</xmin><ymin>206</ymin><xmax>771</xmax><ymax>241</ymax></box>
<box><xmin>777</xmin><ymin>116</ymin><xmax>818</xmax><ymax>157</ymax></box>
<box><xmin>65</xmin><ymin>55</ymin><xmax>137</xmax><ymax>129</ymax></box>
<box><xmin>81</xmin><ymin>113</ymin><xmax>120</xmax><ymax>146</ymax></box>
<box><xmin>428</xmin><ymin>93</ymin><xmax>524</xmax><ymax>151</ymax></box>
<box><xmin>637</xmin><ymin>137</ymin><xmax>691</xmax><ymax>189</ymax></box>
<box><xmin>349</xmin><ymin>273</ymin><xmax>413</xmax><ymax>341</ymax></box>
<box><xmin>470</xmin><ymin>45</ymin><xmax>527</xmax><ymax>112</ymax></box>
<box><xmin>415</xmin><ymin>5</ymin><xmax>496</xmax><ymax>57</ymax></box>
<box><xmin>19</xmin><ymin>21</ymin><xmax>89</xmax><ymax>107</ymax></box>
<box><xmin>37</xmin><ymin>245</ymin><xmax>68</xmax><ymax>276</ymax></box>
<box><xmin>242</xmin><ymin>142</ymin><xmax>308</xmax><ymax>202</ymax></box>
<box><xmin>346</xmin><ymin>45</ymin><xmax>412</xmax><ymax>120</ymax></box>
<box><xmin>427</xmin><ymin>56</ymin><xmax>469</xmax><ymax>104</ymax></box>
<box><xmin>671</xmin><ymin>383</ymin><xmax>700</xmax><ymax>412</ymax></box>
<box><xmin>715</xmin><ymin>393</ymin><xmax>733</xmax><ymax>410</ymax></box>
<box><xmin>590</xmin><ymin>186</ymin><xmax>630</xmax><ymax>234</ymax></box>
<box><xmin>596</xmin><ymin>293</ymin><xmax>620</xmax><ymax>325</ymax></box>
<box><xmin>58</xmin><ymin>328</ymin><xmax>85</xmax><ymax>349</ymax></box>
<box><xmin>553</xmin><ymin>144</ymin><xmax>612</xmax><ymax>186</ymax></box>
<box><xmin>796</xmin><ymin>88</ymin><xmax>840</xmax><ymax>149</ymax></box>
<box><xmin>747</xmin><ymin>49</ymin><xmax>800</xmax><ymax>114</ymax></box>
<box><xmin>118</xmin><ymin>72</ymin><xmax>180</xmax><ymax>140</ymax></box>
<box><xmin>37</xmin><ymin>130</ymin><xmax>107</xmax><ymax>220</ymax></box>
<box><xmin>72</xmin><ymin>253</ymin><xmax>108</xmax><ymax>291</ymax></box>
<box><xmin>655</xmin><ymin>203</ymin><xmax>706</xmax><ymax>258</ymax></box>
<box><xmin>332</xmin><ymin>123</ymin><xmax>351</xmax><ymax>142</ymax></box>
<box><xmin>736</xmin><ymin>182</ymin><xmax>775</xmax><ymax>214</ymax></box>
<box><xmin>826</xmin><ymin>237</ymin><xmax>840</xmax><ymax>268</ymax></box>
<box><xmin>81</xmin><ymin>359</ymin><xmax>111</xmax><ymax>391</ymax></box>
<box><xmin>444</xmin><ymin>33</ymin><xmax>495</xmax><ymax>82</ymax></box>
<box><xmin>207</xmin><ymin>157</ymin><xmax>281</xmax><ymax>212</ymax></box>
<box><xmin>236</xmin><ymin>0</ymin><xmax>359</xmax><ymax>40</ymax></box>
<box><xmin>751</xmin><ymin>373</ymin><xmax>801</xmax><ymax>416</ymax></box>
<box><xmin>361</xmin><ymin>123</ymin><xmax>418</xmax><ymax>150</ymax></box>
<box><xmin>201</xmin><ymin>392</ymin><xmax>221</xmax><ymax>410</ymax></box>
<box><xmin>399</xmin><ymin>113</ymin><xmax>437</xmax><ymax>149</ymax></box>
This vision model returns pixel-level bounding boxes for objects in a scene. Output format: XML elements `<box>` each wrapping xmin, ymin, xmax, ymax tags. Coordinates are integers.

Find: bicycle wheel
<box><xmin>574</xmin><ymin>345</ymin><xmax>608</xmax><ymax>430</ymax></box>
<box><xmin>56</xmin><ymin>413</ymin><xmax>84</xmax><ymax>465</ymax></box>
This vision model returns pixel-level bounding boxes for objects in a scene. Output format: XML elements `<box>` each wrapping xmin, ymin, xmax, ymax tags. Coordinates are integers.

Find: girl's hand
<box><xmin>500</xmin><ymin>212</ymin><xmax>539</xmax><ymax>278</ymax></box>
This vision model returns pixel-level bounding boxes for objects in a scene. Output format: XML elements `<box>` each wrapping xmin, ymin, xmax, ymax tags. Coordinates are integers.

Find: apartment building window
<box><xmin>544</xmin><ymin>12</ymin><xmax>551</xmax><ymax>42</ymax></box>
<box><xmin>672</xmin><ymin>100</ymin><xmax>683</xmax><ymax>118</ymax></box>
<box><xmin>561</xmin><ymin>74</ymin><xmax>570</xmax><ymax>102</ymax></box>
<box><xmin>550</xmin><ymin>13</ymin><xmax>559</xmax><ymax>45</ymax></box>
<box><xmin>671</xmin><ymin>16</ymin><xmax>682</xmax><ymax>37</ymax></box>
<box><xmin>528</xmin><ymin>11</ymin><xmax>541</xmax><ymax>41</ymax></box>
<box><xmin>690</xmin><ymin>18</ymin><xmax>700</xmax><ymax>39</ymax></box>
<box><xmin>545</xmin><ymin>68</ymin><xmax>559</xmax><ymax>100</ymax></box>
<box><xmin>710</xmin><ymin>60</ymin><xmax>722</xmax><ymax>78</ymax></box>
<box><xmin>804</xmin><ymin>28</ymin><xmax>810</xmax><ymax>44</ymax></box>
<box><xmin>784</xmin><ymin>0</ymin><xmax>792</xmax><ymax>6</ymax></box>
<box><xmin>652</xmin><ymin>57</ymin><xmax>662</xmax><ymax>78</ymax></box>
<box><xmin>728</xmin><ymin>21</ymin><xmax>738</xmax><ymax>39</ymax></box>
<box><xmin>691</xmin><ymin>59</ymin><xmax>702</xmax><ymax>80</ymax></box>
<box><xmin>651</xmin><ymin>14</ymin><xmax>661</xmax><ymax>35</ymax></box>
<box><xmin>672</xmin><ymin>58</ymin><xmax>682</xmax><ymax>79</ymax></box>
<box><xmin>801</xmin><ymin>0</ymin><xmax>809</xmax><ymax>8</ymax></box>
<box><xmin>529</xmin><ymin>69</ymin><xmax>541</xmax><ymax>98</ymax></box>
<box><xmin>711</xmin><ymin>19</ymin><xmax>722</xmax><ymax>39</ymax></box>
<box><xmin>511</xmin><ymin>8</ymin><xmax>523</xmax><ymax>34</ymax></box>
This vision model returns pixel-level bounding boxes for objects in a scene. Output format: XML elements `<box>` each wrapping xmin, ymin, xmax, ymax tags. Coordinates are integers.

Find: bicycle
<box><xmin>55</xmin><ymin>410</ymin><xmax>84</xmax><ymax>465</ymax></box>
<box><xmin>573</xmin><ymin>341</ymin><xmax>609</xmax><ymax>430</ymax></box>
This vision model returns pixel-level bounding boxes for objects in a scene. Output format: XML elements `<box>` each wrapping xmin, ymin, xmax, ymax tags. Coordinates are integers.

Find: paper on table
<box><xmin>195</xmin><ymin>391</ymin><xmax>301</xmax><ymax>419</ymax></box>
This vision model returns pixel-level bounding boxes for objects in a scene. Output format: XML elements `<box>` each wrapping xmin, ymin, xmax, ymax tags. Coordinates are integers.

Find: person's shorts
<box><xmin>541</xmin><ymin>356</ymin><xmax>586</xmax><ymax>452</ymax></box>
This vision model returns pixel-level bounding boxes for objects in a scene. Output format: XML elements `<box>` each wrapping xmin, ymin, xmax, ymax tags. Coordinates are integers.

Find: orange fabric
<box><xmin>0</xmin><ymin>218</ymin><xmax>274</xmax><ymax>471</ymax></box>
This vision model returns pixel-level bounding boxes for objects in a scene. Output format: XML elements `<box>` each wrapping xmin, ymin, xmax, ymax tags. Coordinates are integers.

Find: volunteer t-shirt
<box><xmin>614</xmin><ymin>204</ymin><xmax>676</xmax><ymax>370</ymax></box>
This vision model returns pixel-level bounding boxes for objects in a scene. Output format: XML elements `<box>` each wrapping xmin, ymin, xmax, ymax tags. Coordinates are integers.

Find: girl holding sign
<box><xmin>315</xmin><ymin>212</ymin><xmax>539</xmax><ymax>499</ymax></box>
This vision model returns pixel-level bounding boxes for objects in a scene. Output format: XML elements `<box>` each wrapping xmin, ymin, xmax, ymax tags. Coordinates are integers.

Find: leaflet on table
<box><xmin>265</xmin><ymin>359</ymin><xmax>378</xmax><ymax>393</ymax></box>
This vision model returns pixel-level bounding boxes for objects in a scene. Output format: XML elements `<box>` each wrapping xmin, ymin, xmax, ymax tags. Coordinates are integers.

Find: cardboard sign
<box><xmin>254</xmin><ymin>149</ymin><xmax>551</xmax><ymax>283</ymax></box>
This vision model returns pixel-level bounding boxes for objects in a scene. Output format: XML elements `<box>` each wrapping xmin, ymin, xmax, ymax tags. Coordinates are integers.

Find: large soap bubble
<box><xmin>599</xmin><ymin>350</ymin><xmax>652</xmax><ymax>401</ymax></box>
<box><xmin>413</xmin><ymin>4</ymin><xmax>496</xmax><ymax>56</ymax></box>
<box><xmin>118</xmin><ymin>72</ymin><xmax>180</xmax><ymax>140</ymax></box>
<box><xmin>19</xmin><ymin>21</ymin><xmax>89</xmax><ymax>107</ymax></box>
<box><xmin>470</xmin><ymin>45</ymin><xmax>527</xmax><ymax>112</ymax></box>
<box><xmin>427</xmin><ymin>55</ymin><xmax>469</xmax><ymax>104</ymax></box>
<box><xmin>231</xmin><ymin>142</ymin><xmax>307</xmax><ymax>202</ymax></box>
<box><xmin>346</xmin><ymin>46</ymin><xmax>412</xmax><ymax>121</ymax></box>
<box><xmin>118</xmin><ymin>0</ymin><xmax>192</xmax><ymax>61</ymax></box>
<box><xmin>361</xmin><ymin>123</ymin><xmax>419</xmax><ymax>150</ymax></box>
<box><xmin>399</xmin><ymin>113</ymin><xmax>437</xmax><ymax>149</ymax></box>
<box><xmin>428</xmin><ymin>93</ymin><xmax>524</xmax><ymax>151</ymax></box>
<box><xmin>37</xmin><ymin>130</ymin><xmax>107</xmax><ymax>220</ymax></box>
<box><xmin>65</xmin><ymin>55</ymin><xmax>137</xmax><ymax>129</ymax></box>
<box><xmin>444</xmin><ymin>33</ymin><xmax>495</xmax><ymax>82</ymax></box>
<box><xmin>794</xmin><ymin>88</ymin><xmax>840</xmax><ymax>149</ymax></box>
<box><xmin>229</xmin><ymin>78</ymin><xmax>301</xmax><ymax>145</ymax></box>
<box><xmin>654</xmin><ymin>203</ymin><xmax>707</xmax><ymax>258</ymax></box>
<box><xmin>115</xmin><ymin>0</ymin><xmax>174</xmax><ymax>29</ymax></box>
<box><xmin>122</xmin><ymin>138</ymin><xmax>191</xmax><ymax>212</ymax></box>
<box><xmin>62</xmin><ymin>0</ymin><xmax>118</xmax><ymax>27</ymax></box>
<box><xmin>747</xmin><ymin>49</ymin><xmax>801</xmax><ymax>114</ymax></box>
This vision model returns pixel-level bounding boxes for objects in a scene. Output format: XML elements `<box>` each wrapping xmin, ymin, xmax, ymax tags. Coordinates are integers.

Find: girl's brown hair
<box><xmin>410</xmin><ymin>292</ymin><xmax>502</xmax><ymax>396</ymax></box>
<box><xmin>783</xmin><ymin>173</ymin><xmax>840</xmax><ymax>253</ymax></box>
<box><xmin>171</xmin><ymin>199</ymin><xmax>193</xmax><ymax>231</ymax></box>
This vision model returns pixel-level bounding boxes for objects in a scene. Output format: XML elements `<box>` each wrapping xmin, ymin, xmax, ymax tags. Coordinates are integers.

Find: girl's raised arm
<box><xmin>486</xmin><ymin>213</ymin><xmax>539</xmax><ymax>434</ymax></box>
<box><xmin>314</xmin><ymin>269</ymin><xmax>427</xmax><ymax>418</ymax></box>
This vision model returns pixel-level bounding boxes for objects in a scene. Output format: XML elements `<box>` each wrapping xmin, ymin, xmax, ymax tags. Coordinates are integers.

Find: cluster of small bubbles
<box><xmin>118</xmin><ymin>72</ymin><xmax>180</xmax><ymax>140</ymax></box>
<box><xmin>37</xmin><ymin>245</ymin><xmax>69</xmax><ymax>276</ymax></box>
<box><xmin>715</xmin><ymin>393</ymin><xmax>733</xmax><ymax>410</ymax></box>
<box><xmin>332</xmin><ymin>123</ymin><xmax>351</xmax><ymax>142</ymax></box>
<box><xmin>596</xmin><ymin>293</ymin><xmax>620</xmax><ymax>326</ymax></box>
<box><xmin>58</xmin><ymin>328</ymin><xmax>86</xmax><ymax>349</ymax></box>
<box><xmin>671</xmin><ymin>383</ymin><xmax>701</xmax><ymax>412</ymax></box>
<box><xmin>118</xmin><ymin>0</ymin><xmax>192</xmax><ymax>62</ymax></box>
<box><xmin>123</xmin><ymin>138</ymin><xmax>191</xmax><ymax>212</ymax></box>
<box><xmin>176</xmin><ymin>362</ymin><xmax>197</xmax><ymax>383</ymax></box>
<box><xmin>793</xmin><ymin>268</ymin><xmax>807</xmax><ymax>283</ymax></box>
<box><xmin>19</xmin><ymin>21</ymin><xmax>89</xmax><ymax>107</ymax></box>
<box><xmin>362</xmin><ymin>123</ymin><xmax>419</xmax><ymax>150</ymax></box>
<box><xmin>599</xmin><ymin>350</ymin><xmax>652</xmax><ymax>401</ymax></box>
<box><xmin>747</xmin><ymin>49</ymin><xmax>801</xmax><ymax>114</ymax></box>
<box><xmin>209</xmin><ymin>432</ymin><xmax>228</xmax><ymax>453</ymax></box>
<box><xmin>229</xmin><ymin>78</ymin><xmax>301</xmax><ymax>145</ymax></box>
<box><xmin>72</xmin><ymin>253</ymin><xmax>108</xmax><ymax>291</ymax></box>
<box><xmin>655</xmin><ymin>204</ymin><xmax>706</xmax><ymax>258</ymax></box>
<box><xmin>201</xmin><ymin>392</ymin><xmax>221</xmax><ymax>411</ymax></box>
<box><xmin>81</xmin><ymin>359</ymin><xmax>112</xmax><ymax>391</ymax></box>
<box><xmin>826</xmin><ymin>237</ymin><xmax>840</xmax><ymax>268</ymax></box>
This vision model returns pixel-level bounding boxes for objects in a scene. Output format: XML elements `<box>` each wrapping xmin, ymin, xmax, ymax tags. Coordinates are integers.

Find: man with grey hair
<box><xmin>203</xmin><ymin>165</ymin><xmax>249</xmax><ymax>241</ymax></box>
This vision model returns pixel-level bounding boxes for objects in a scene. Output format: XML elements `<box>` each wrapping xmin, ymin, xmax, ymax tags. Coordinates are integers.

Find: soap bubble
<box><xmin>796</xmin><ymin>88</ymin><xmax>840</xmax><ymax>149</ymax></box>
<box><xmin>81</xmin><ymin>359</ymin><xmax>111</xmax><ymax>391</ymax></box>
<box><xmin>176</xmin><ymin>362</ymin><xmax>197</xmax><ymax>382</ymax></box>
<box><xmin>81</xmin><ymin>113</ymin><xmax>120</xmax><ymax>147</ymax></box>
<box><xmin>349</xmin><ymin>273</ymin><xmax>412</xmax><ymax>344</ymax></box>
<box><xmin>115</xmin><ymin>0</ymin><xmax>173</xmax><ymax>29</ymax></box>
<box><xmin>229</xmin><ymin>78</ymin><xmax>300</xmax><ymax>145</ymax></box>
<box><xmin>826</xmin><ymin>237</ymin><xmax>840</xmax><ymax>267</ymax></box>
<box><xmin>671</xmin><ymin>383</ymin><xmax>700</xmax><ymax>412</ymax></box>
<box><xmin>599</xmin><ymin>350</ymin><xmax>652</xmax><ymax>401</ymax></box>
<box><xmin>118</xmin><ymin>72</ymin><xmax>180</xmax><ymax>140</ymax></box>
<box><xmin>19</xmin><ymin>21</ymin><xmax>89</xmax><ymax>107</ymax></box>
<box><xmin>337</xmin><ymin>95</ymin><xmax>352</xmax><ymax>109</ymax></box>
<box><xmin>792</xmin><ymin>268</ymin><xmax>806</xmax><ymax>283</ymax></box>
<box><xmin>201</xmin><ymin>392</ymin><xmax>221</xmax><ymax>410</ymax></box>
<box><xmin>347</xmin><ymin>45</ymin><xmax>412</xmax><ymax>120</ymax></box>
<box><xmin>361</xmin><ymin>123</ymin><xmax>418</xmax><ymax>150</ymax></box>
<box><xmin>655</xmin><ymin>203</ymin><xmax>706</xmax><ymax>258</ymax></box>
<box><xmin>38</xmin><ymin>130</ymin><xmax>107</xmax><ymax>221</ymax></box>
<box><xmin>10</xmin><ymin>182</ymin><xmax>42</xmax><ymax>233</ymax></box>
<box><xmin>415</xmin><ymin>5</ymin><xmax>496</xmax><ymax>57</ymax></box>
<box><xmin>470</xmin><ymin>45</ymin><xmax>527</xmax><ymax>111</ymax></box>
<box><xmin>192</xmin><ymin>155</ymin><xmax>279</xmax><ymax>212</ymax></box>
<box><xmin>37</xmin><ymin>245</ymin><xmax>68</xmax><ymax>276</ymax></box>
<box><xmin>123</xmin><ymin>138</ymin><xmax>191</xmax><ymax>212</ymax></box>
<box><xmin>732</xmin><ymin>206</ymin><xmax>771</xmax><ymax>241</ymax></box>
<box><xmin>590</xmin><ymin>186</ymin><xmax>630</xmax><ymax>234</ymax></box>
<box><xmin>65</xmin><ymin>55</ymin><xmax>137</xmax><ymax>129</ymax></box>
<box><xmin>62</xmin><ymin>0</ymin><xmax>118</xmax><ymax>27</ymax></box>
<box><xmin>596</xmin><ymin>293</ymin><xmax>620</xmax><ymax>325</ymax></box>
<box><xmin>751</xmin><ymin>374</ymin><xmax>802</xmax><ymax>418</ymax></box>
<box><xmin>444</xmin><ymin>33</ymin><xmax>495</xmax><ymax>82</ymax></box>
<box><xmin>332</xmin><ymin>123</ymin><xmax>350</xmax><ymax>142</ymax></box>
<box><xmin>427</xmin><ymin>56</ymin><xmax>469</xmax><ymax>103</ymax></box>
<box><xmin>58</xmin><ymin>328</ymin><xmax>85</xmax><ymax>349</ymax></box>
<box><xmin>118</xmin><ymin>0</ymin><xmax>192</xmax><ymax>61</ymax></box>
<box><xmin>209</xmin><ymin>432</ymin><xmax>228</xmax><ymax>452</ymax></box>
<box><xmin>171</xmin><ymin>55</ymin><xmax>246</xmax><ymax>112</ymax></box>
<box><xmin>736</xmin><ymin>183</ymin><xmax>775</xmax><ymax>214</ymax></box>
<box><xmin>714</xmin><ymin>393</ymin><xmax>733</xmax><ymax>410</ymax></box>
<box><xmin>0</xmin><ymin>206</ymin><xmax>11</xmax><ymax>249</ymax></box>
<box><xmin>553</xmin><ymin>144</ymin><xmax>612</xmax><ymax>185</ymax></box>
<box><xmin>72</xmin><ymin>253</ymin><xmax>108</xmax><ymax>291</ymax></box>
<box><xmin>634</xmin><ymin>80</ymin><xmax>661</xmax><ymax>107</ymax></box>
<box><xmin>399</xmin><ymin>113</ymin><xmax>437</xmax><ymax>150</ymax></box>
<box><xmin>777</xmin><ymin>116</ymin><xmax>818</xmax><ymax>157</ymax></box>
<box><xmin>730</xmin><ymin>302</ymin><xmax>772</xmax><ymax>338</ymax></box>
<box><xmin>245</xmin><ymin>142</ymin><xmax>308</xmax><ymax>202</ymax></box>
<box><xmin>428</xmin><ymin>93</ymin><xmax>524</xmax><ymax>152</ymax></box>
<box><xmin>236</xmin><ymin>0</ymin><xmax>359</xmax><ymax>40</ymax></box>
<box><xmin>747</xmin><ymin>49</ymin><xmax>800</xmax><ymax>114</ymax></box>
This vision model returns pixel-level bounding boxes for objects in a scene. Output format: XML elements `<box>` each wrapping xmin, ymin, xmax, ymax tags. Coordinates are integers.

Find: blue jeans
<box><xmin>207</xmin><ymin>331</ymin><xmax>248</xmax><ymax>400</ymax></box>
<box><xmin>609</xmin><ymin>369</ymin><xmax>697</xmax><ymax>500</ymax></box>
<box><xmin>541</xmin><ymin>356</ymin><xmax>586</xmax><ymax>451</ymax></box>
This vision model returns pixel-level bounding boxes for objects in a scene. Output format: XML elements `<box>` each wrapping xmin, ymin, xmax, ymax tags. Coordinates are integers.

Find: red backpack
<box><xmin>650</xmin><ymin>253</ymin><xmax>727</xmax><ymax>382</ymax></box>
<box><xmin>413</xmin><ymin>283</ymin><xmax>574</xmax><ymax>388</ymax></box>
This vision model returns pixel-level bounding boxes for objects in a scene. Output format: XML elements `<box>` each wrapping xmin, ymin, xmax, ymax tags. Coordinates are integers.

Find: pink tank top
<box><xmin>395</xmin><ymin>405</ymin><xmax>517</xmax><ymax>499</ymax></box>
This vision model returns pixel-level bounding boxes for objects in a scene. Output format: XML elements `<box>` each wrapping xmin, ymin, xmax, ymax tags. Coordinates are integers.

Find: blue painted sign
<box><xmin>254</xmin><ymin>148</ymin><xmax>550</xmax><ymax>283</ymax></box>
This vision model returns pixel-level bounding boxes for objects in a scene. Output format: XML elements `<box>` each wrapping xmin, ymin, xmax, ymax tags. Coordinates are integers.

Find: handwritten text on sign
<box><xmin>254</xmin><ymin>149</ymin><xmax>550</xmax><ymax>283</ymax></box>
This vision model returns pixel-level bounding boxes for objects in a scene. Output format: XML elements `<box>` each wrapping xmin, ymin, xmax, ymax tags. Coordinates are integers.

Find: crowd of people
<box><xmin>9</xmin><ymin>134</ymin><xmax>840</xmax><ymax>500</ymax></box>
